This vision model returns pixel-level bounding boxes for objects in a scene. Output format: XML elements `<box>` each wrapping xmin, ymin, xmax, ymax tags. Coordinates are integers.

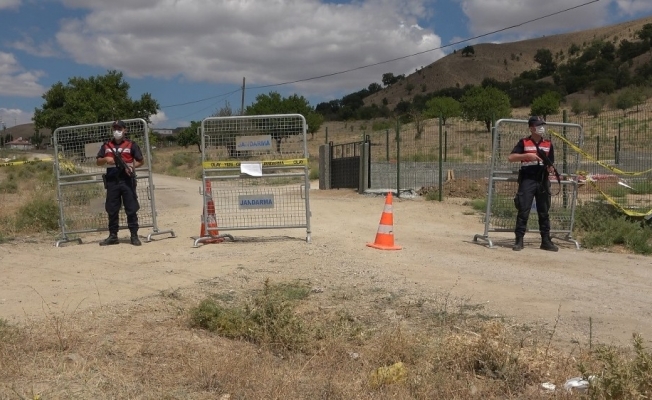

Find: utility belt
<box><xmin>517</xmin><ymin>168</ymin><xmax>548</xmax><ymax>184</ymax></box>
<box><xmin>101</xmin><ymin>173</ymin><xmax>134</xmax><ymax>189</ymax></box>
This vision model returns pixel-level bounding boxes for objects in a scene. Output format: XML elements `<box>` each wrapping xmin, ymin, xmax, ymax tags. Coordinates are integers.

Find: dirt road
<box><xmin>1</xmin><ymin>173</ymin><xmax>651</xmax><ymax>347</ymax></box>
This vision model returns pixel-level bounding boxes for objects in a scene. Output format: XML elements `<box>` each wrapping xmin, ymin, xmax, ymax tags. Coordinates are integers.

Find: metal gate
<box><xmin>473</xmin><ymin>119</ymin><xmax>583</xmax><ymax>248</ymax></box>
<box><xmin>53</xmin><ymin>119</ymin><xmax>175</xmax><ymax>246</ymax></box>
<box><xmin>330</xmin><ymin>136</ymin><xmax>370</xmax><ymax>189</ymax></box>
<box><xmin>195</xmin><ymin>114</ymin><xmax>311</xmax><ymax>246</ymax></box>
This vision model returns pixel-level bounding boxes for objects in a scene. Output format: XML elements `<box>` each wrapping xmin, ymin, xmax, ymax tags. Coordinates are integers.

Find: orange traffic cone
<box><xmin>200</xmin><ymin>180</ymin><xmax>223</xmax><ymax>243</ymax></box>
<box><xmin>366</xmin><ymin>192</ymin><xmax>401</xmax><ymax>250</ymax></box>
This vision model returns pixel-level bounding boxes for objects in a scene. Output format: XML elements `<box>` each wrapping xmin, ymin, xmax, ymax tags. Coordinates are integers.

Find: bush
<box><xmin>0</xmin><ymin>175</ymin><xmax>18</xmax><ymax>194</ymax></box>
<box><xmin>15</xmin><ymin>195</ymin><xmax>60</xmax><ymax>232</ymax></box>
<box><xmin>574</xmin><ymin>202</ymin><xmax>652</xmax><ymax>254</ymax></box>
<box><xmin>189</xmin><ymin>280</ymin><xmax>311</xmax><ymax>352</ymax></box>
<box><xmin>170</xmin><ymin>152</ymin><xmax>198</xmax><ymax>168</ymax></box>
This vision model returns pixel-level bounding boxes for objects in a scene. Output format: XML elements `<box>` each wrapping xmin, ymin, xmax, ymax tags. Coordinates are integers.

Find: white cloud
<box><xmin>9</xmin><ymin>36</ymin><xmax>59</xmax><ymax>58</ymax></box>
<box><xmin>459</xmin><ymin>0</ymin><xmax>610</xmax><ymax>40</ymax></box>
<box><xmin>615</xmin><ymin>0</ymin><xmax>652</xmax><ymax>15</ymax></box>
<box><xmin>0</xmin><ymin>52</ymin><xmax>46</xmax><ymax>97</ymax></box>
<box><xmin>54</xmin><ymin>0</ymin><xmax>444</xmax><ymax>96</ymax></box>
<box><xmin>0</xmin><ymin>0</ymin><xmax>20</xmax><ymax>10</ymax></box>
<box><xmin>149</xmin><ymin>110</ymin><xmax>168</xmax><ymax>126</ymax></box>
<box><xmin>0</xmin><ymin>108</ymin><xmax>33</xmax><ymax>126</ymax></box>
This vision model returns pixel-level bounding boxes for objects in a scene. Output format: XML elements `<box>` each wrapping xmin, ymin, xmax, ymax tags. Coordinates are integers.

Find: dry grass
<box><xmin>0</xmin><ymin>278</ymin><xmax>597</xmax><ymax>399</ymax></box>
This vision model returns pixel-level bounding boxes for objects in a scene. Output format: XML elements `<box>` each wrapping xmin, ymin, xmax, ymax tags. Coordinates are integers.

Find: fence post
<box><xmin>395</xmin><ymin>119</ymin><xmax>401</xmax><ymax>198</ymax></box>
<box><xmin>596</xmin><ymin>136</ymin><xmax>600</xmax><ymax>161</ymax></box>
<box><xmin>614</xmin><ymin>135</ymin><xmax>618</xmax><ymax>164</ymax></box>
<box><xmin>385</xmin><ymin>129</ymin><xmax>389</xmax><ymax>162</ymax></box>
<box><xmin>444</xmin><ymin>129</ymin><xmax>448</xmax><ymax>162</ymax></box>
<box><xmin>617</xmin><ymin>122</ymin><xmax>621</xmax><ymax>165</ymax></box>
<box><xmin>325</xmin><ymin>126</ymin><xmax>328</xmax><ymax>144</ymax></box>
<box><xmin>358</xmin><ymin>142</ymin><xmax>369</xmax><ymax>194</ymax></box>
<box><xmin>562</xmin><ymin>110</ymin><xmax>569</xmax><ymax>209</ymax></box>
<box><xmin>438</xmin><ymin>116</ymin><xmax>444</xmax><ymax>202</ymax></box>
<box><xmin>318</xmin><ymin>144</ymin><xmax>331</xmax><ymax>190</ymax></box>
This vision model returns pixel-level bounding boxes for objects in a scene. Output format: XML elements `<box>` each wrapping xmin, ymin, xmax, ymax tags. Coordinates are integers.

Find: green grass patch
<box><xmin>190</xmin><ymin>279</ymin><xmax>311</xmax><ymax>352</ymax></box>
<box><xmin>574</xmin><ymin>202</ymin><xmax>652</xmax><ymax>254</ymax></box>
<box><xmin>15</xmin><ymin>195</ymin><xmax>60</xmax><ymax>232</ymax></box>
<box><xmin>630</xmin><ymin>180</ymin><xmax>652</xmax><ymax>194</ymax></box>
<box><xmin>0</xmin><ymin>174</ymin><xmax>18</xmax><ymax>193</ymax></box>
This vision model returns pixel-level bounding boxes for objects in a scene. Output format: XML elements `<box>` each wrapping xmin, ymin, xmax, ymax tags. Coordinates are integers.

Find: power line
<box><xmin>162</xmin><ymin>0</ymin><xmax>601</xmax><ymax>110</ymax></box>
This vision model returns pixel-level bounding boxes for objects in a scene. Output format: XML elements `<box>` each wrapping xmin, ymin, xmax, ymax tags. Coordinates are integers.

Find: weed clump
<box><xmin>190</xmin><ymin>279</ymin><xmax>311</xmax><ymax>352</ymax></box>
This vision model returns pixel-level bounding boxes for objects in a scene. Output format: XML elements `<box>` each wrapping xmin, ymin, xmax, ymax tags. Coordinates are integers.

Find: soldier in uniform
<box><xmin>508</xmin><ymin>116</ymin><xmax>559</xmax><ymax>252</ymax></box>
<box><xmin>96</xmin><ymin>120</ymin><xmax>144</xmax><ymax>246</ymax></box>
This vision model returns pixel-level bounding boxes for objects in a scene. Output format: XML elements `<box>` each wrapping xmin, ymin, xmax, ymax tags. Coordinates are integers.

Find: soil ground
<box><xmin>1</xmin><ymin>173</ymin><xmax>652</xmax><ymax>348</ymax></box>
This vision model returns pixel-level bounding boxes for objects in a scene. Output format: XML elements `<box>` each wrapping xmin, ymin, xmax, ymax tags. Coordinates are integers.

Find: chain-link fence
<box><xmin>320</xmin><ymin>109</ymin><xmax>652</xmax><ymax>219</ymax></box>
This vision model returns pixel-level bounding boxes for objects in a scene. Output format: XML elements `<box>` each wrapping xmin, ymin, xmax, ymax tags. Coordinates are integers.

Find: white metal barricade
<box><xmin>473</xmin><ymin>119</ymin><xmax>582</xmax><ymax>249</ymax></box>
<box><xmin>53</xmin><ymin>118</ymin><xmax>175</xmax><ymax>246</ymax></box>
<box><xmin>194</xmin><ymin>114</ymin><xmax>312</xmax><ymax>247</ymax></box>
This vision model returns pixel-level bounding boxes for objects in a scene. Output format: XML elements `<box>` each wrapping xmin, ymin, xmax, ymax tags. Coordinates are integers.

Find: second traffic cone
<box><xmin>366</xmin><ymin>192</ymin><xmax>401</xmax><ymax>250</ymax></box>
<box><xmin>200</xmin><ymin>180</ymin><xmax>223</xmax><ymax>243</ymax></box>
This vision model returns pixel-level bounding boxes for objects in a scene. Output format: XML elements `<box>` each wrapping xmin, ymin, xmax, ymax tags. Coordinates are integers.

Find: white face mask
<box><xmin>535</xmin><ymin>126</ymin><xmax>546</xmax><ymax>135</ymax></box>
<box><xmin>113</xmin><ymin>130</ymin><xmax>124</xmax><ymax>140</ymax></box>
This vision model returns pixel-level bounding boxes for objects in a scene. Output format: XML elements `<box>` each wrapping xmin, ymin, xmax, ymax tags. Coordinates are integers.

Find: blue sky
<box><xmin>0</xmin><ymin>0</ymin><xmax>651</xmax><ymax>129</ymax></box>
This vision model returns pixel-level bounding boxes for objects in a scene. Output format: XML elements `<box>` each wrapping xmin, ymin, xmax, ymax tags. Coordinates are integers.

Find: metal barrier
<box><xmin>53</xmin><ymin>118</ymin><xmax>175</xmax><ymax>246</ymax></box>
<box><xmin>195</xmin><ymin>114</ymin><xmax>311</xmax><ymax>246</ymax></box>
<box><xmin>473</xmin><ymin>119</ymin><xmax>583</xmax><ymax>249</ymax></box>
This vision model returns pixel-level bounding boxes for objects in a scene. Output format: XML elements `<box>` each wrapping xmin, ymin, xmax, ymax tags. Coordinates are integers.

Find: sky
<box><xmin>0</xmin><ymin>0</ymin><xmax>651</xmax><ymax>129</ymax></box>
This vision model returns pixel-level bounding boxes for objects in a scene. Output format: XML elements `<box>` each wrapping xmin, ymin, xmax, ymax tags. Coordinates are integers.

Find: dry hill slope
<box><xmin>364</xmin><ymin>15</ymin><xmax>652</xmax><ymax>110</ymax></box>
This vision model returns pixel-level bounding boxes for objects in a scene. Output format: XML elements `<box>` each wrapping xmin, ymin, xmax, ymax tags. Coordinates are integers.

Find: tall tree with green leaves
<box><xmin>423</xmin><ymin>97</ymin><xmax>461</xmax><ymax>125</ymax></box>
<box><xmin>33</xmin><ymin>70</ymin><xmax>159</xmax><ymax>132</ymax></box>
<box><xmin>460</xmin><ymin>86</ymin><xmax>511</xmax><ymax>132</ymax></box>
<box><xmin>530</xmin><ymin>92</ymin><xmax>561</xmax><ymax>119</ymax></box>
<box><xmin>245</xmin><ymin>91</ymin><xmax>323</xmax><ymax>142</ymax></box>
<box><xmin>177</xmin><ymin>120</ymin><xmax>202</xmax><ymax>152</ymax></box>
<box><xmin>461</xmin><ymin>45</ymin><xmax>475</xmax><ymax>57</ymax></box>
<box><xmin>534</xmin><ymin>49</ymin><xmax>556</xmax><ymax>78</ymax></box>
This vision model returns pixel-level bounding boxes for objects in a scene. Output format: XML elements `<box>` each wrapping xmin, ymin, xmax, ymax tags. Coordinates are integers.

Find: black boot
<box><xmin>130</xmin><ymin>234</ymin><xmax>142</xmax><ymax>246</ymax></box>
<box><xmin>540</xmin><ymin>236</ymin><xmax>559</xmax><ymax>252</ymax></box>
<box><xmin>512</xmin><ymin>236</ymin><xmax>524</xmax><ymax>251</ymax></box>
<box><xmin>100</xmin><ymin>233</ymin><xmax>119</xmax><ymax>246</ymax></box>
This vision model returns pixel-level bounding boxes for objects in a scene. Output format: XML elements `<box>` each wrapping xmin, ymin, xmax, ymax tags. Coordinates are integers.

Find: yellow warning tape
<box><xmin>549</xmin><ymin>129</ymin><xmax>652</xmax><ymax>176</ymax></box>
<box><xmin>549</xmin><ymin>129</ymin><xmax>652</xmax><ymax>218</ymax></box>
<box><xmin>0</xmin><ymin>158</ymin><xmax>53</xmax><ymax>168</ymax></box>
<box><xmin>583</xmin><ymin>179</ymin><xmax>652</xmax><ymax>218</ymax></box>
<box><xmin>202</xmin><ymin>158</ymin><xmax>308</xmax><ymax>169</ymax></box>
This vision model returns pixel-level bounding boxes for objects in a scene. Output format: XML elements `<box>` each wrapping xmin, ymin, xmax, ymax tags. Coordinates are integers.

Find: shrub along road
<box><xmin>1</xmin><ymin>172</ymin><xmax>651</xmax><ymax>347</ymax></box>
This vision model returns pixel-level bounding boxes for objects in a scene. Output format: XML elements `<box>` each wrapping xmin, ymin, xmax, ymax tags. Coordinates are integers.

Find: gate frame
<box><xmin>473</xmin><ymin>119</ymin><xmax>582</xmax><ymax>249</ymax></box>
<box><xmin>194</xmin><ymin>114</ymin><xmax>312</xmax><ymax>247</ymax></box>
<box><xmin>53</xmin><ymin>118</ymin><xmax>175</xmax><ymax>247</ymax></box>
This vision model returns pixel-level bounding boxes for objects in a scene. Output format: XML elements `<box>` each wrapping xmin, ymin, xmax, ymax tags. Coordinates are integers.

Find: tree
<box><xmin>615</xmin><ymin>86</ymin><xmax>645</xmax><ymax>115</ymax></box>
<box><xmin>423</xmin><ymin>97</ymin><xmax>461</xmax><ymax>125</ymax></box>
<box><xmin>177</xmin><ymin>120</ymin><xmax>201</xmax><ymax>152</ymax></box>
<box><xmin>382</xmin><ymin>73</ymin><xmax>397</xmax><ymax>86</ymax></box>
<box><xmin>637</xmin><ymin>23</ymin><xmax>652</xmax><ymax>45</ymax></box>
<box><xmin>33</xmin><ymin>70</ymin><xmax>160</xmax><ymax>133</ymax></box>
<box><xmin>245</xmin><ymin>91</ymin><xmax>323</xmax><ymax>149</ymax></box>
<box><xmin>213</xmin><ymin>101</ymin><xmax>236</xmax><ymax>117</ymax></box>
<box><xmin>534</xmin><ymin>49</ymin><xmax>556</xmax><ymax>77</ymax></box>
<box><xmin>367</xmin><ymin>82</ymin><xmax>382</xmax><ymax>93</ymax></box>
<box><xmin>461</xmin><ymin>45</ymin><xmax>475</xmax><ymax>57</ymax></box>
<box><xmin>460</xmin><ymin>86</ymin><xmax>511</xmax><ymax>132</ymax></box>
<box><xmin>30</xmin><ymin>129</ymin><xmax>45</xmax><ymax>149</ymax></box>
<box><xmin>530</xmin><ymin>92</ymin><xmax>561</xmax><ymax>119</ymax></box>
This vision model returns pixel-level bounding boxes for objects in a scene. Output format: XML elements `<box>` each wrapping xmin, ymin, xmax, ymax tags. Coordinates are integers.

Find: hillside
<box><xmin>364</xmin><ymin>15</ymin><xmax>652</xmax><ymax>110</ymax></box>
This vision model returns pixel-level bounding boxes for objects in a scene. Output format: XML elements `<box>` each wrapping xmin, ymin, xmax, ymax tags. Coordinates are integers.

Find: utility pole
<box><xmin>240</xmin><ymin>77</ymin><xmax>246</xmax><ymax>116</ymax></box>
